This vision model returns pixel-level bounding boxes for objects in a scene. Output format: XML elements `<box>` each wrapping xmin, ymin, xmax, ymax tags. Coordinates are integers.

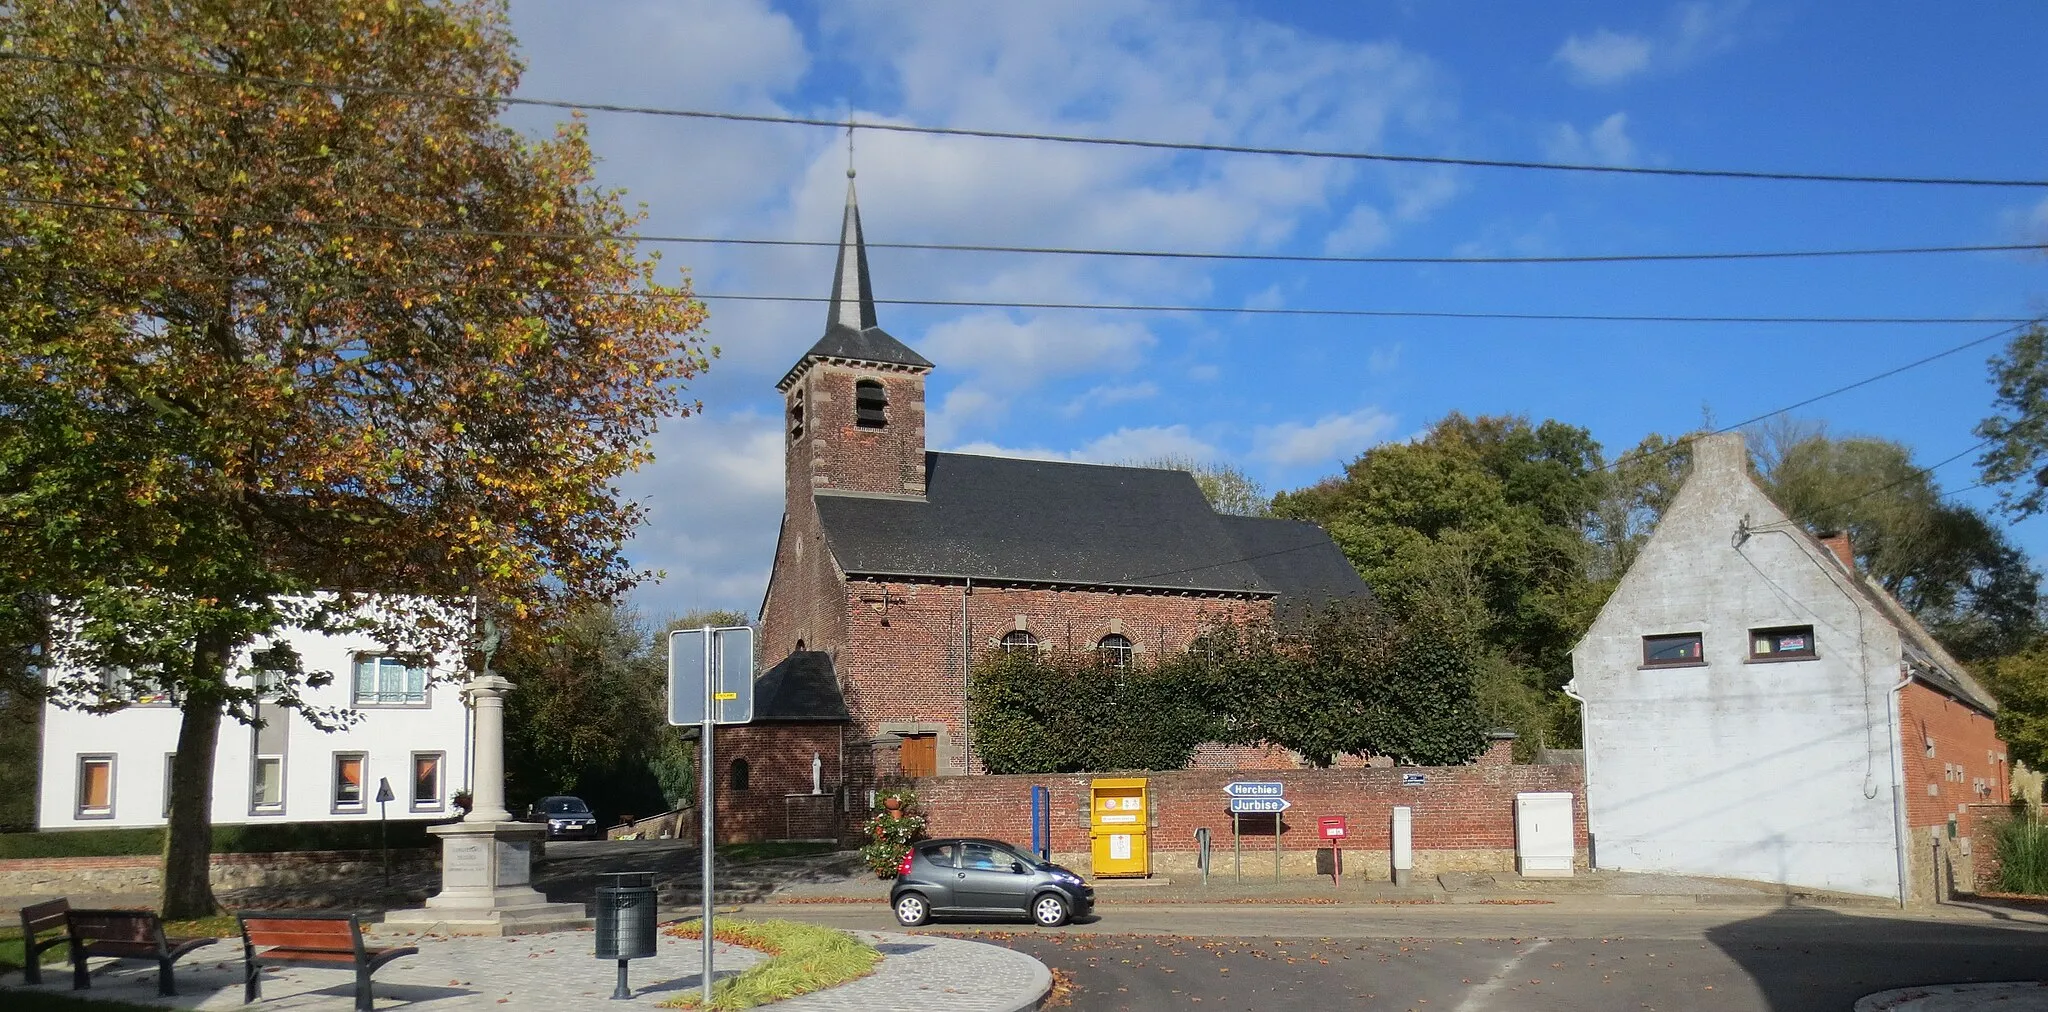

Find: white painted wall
<box><xmin>38</xmin><ymin>619</ymin><xmax>471</xmax><ymax>830</ymax></box>
<box><xmin>1569</xmin><ymin>433</ymin><xmax>1906</xmax><ymax>900</ymax></box>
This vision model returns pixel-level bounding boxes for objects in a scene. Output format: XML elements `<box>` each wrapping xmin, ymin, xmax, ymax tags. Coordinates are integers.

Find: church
<box><xmin>713</xmin><ymin>174</ymin><xmax>1370</xmax><ymax>840</ymax></box>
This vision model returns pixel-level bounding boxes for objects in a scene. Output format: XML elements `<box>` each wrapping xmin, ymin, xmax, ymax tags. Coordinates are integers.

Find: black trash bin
<box><xmin>595</xmin><ymin>872</ymin><xmax>658</xmax><ymax>999</ymax></box>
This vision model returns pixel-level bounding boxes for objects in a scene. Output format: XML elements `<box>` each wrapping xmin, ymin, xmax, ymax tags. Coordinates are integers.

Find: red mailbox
<box><xmin>1319</xmin><ymin>815</ymin><xmax>1347</xmax><ymax>839</ymax></box>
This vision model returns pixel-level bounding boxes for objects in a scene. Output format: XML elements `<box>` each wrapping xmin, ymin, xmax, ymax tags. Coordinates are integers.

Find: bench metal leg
<box><xmin>355</xmin><ymin>966</ymin><xmax>374</xmax><ymax>1012</ymax></box>
<box><xmin>158</xmin><ymin>957</ymin><xmax>178</xmax><ymax>996</ymax></box>
<box><xmin>245</xmin><ymin>959</ymin><xmax>262</xmax><ymax>1003</ymax></box>
<box><xmin>23</xmin><ymin>947</ymin><xmax>41</xmax><ymax>987</ymax></box>
<box><xmin>71</xmin><ymin>947</ymin><xmax>89</xmax><ymax>990</ymax></box>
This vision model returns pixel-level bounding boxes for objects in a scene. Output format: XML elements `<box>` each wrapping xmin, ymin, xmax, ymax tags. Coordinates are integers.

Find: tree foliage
<box><xmin>1131</xmin><ymin>455</ymin><xmax>1272</xmax><ymax>517</ymax></box>
<box><xmin>1755</xmin><ymin>426</ymin><xmax>2041</xmax><ymax>661</ymax></box>
<box><xmin>1985</xmin><ymin>645</ymin><xmax>2048</xmax><ymax>773</ymax></box>
<box><xmin>1979</xmin><ymin>326</ymin><xmax>2048</xmax><ymax>520</ymax></box>
<box><xmin>0</xmin><ymin>1</ymin><xmax>707</xmax><ymax>915</ymax></box>
<box><xmin>970</xmin><ymin>603</ymin><xmax>1486</xmax><ymax>772</ymax></box>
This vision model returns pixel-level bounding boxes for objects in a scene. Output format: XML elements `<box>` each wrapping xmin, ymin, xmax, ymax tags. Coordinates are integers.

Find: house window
<box><xmin>351</xmin><ymin>654</ymin><xmax>427</xmax><ymax>706</ymax></box>
<box><xmin>411</xmin><ymin>752</ymin><xmax>444</xmax><ymax>811</ymax></box>
<box><xmin>333</xmin><ymin>753</ymin><xmax>367</xmax><ymax>814</ymax></box>
<box><xmin>1749</xmin><ymin>625</ymin><xmax>1816</xmax><ymax>660</ymax></box>
<box><xmin>730</xmin><ymin>758</ymin><xmax>751</xmax><ymax>791</ymax></box>
<box><xmin>99</xmin><ymin>667</ymin><xmax>175</xmax><ymax>707</ymax></box>
<box><xmin>855</xmin><ymin>379</ymin><xmax>887</xmax><ymax>429</ymax></box>
<box><xmin>77</xmin><ymin>755</ymin><xmax>115</xmax><ymax>820</ymax></box>
<box><xmin>1097</xmin><ymin>634</ymin><xmax>1134</xmax><ymax>671</ymax></box>
<box><xmin>999</xmin><ymin>630</ymin><xmax>1038</xmax><ymax>653</ymax></box>
<box><xmin>1642</xmin><ymin>632</ymin><xmax>1704</xmax><ymax>667</ymax></box>
<box><xmin>251</xmin><ymin>756</ymin><xmax>284</xmax><ymax>815</ymax></box>
<box><xmin>788</xmin><ymin>389</ymin><xmax>805</xmax><ymax>441</ymax></box>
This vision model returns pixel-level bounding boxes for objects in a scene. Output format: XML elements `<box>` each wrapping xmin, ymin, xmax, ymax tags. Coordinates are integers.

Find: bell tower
<box><xmin>776</xmin><ymin>170</ymin><xmax>933</xmax><ymax>503</ymax></box>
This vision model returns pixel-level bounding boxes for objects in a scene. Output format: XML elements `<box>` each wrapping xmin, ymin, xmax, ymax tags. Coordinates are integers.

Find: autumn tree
<box><xmin>0</xmin><ymin>2</ymin><xmax>708</xmax><ymax>916</ymax></box>
<box><xmin>1131</xmin><ymin>455</ymin><xmax>1272</xmax><ymax>517</ymax></box>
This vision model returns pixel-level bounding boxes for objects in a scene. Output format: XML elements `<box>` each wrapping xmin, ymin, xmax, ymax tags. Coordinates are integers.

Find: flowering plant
<box><xmin>859</xmin><ymin>790</ymin><xmax>924</xmax><ymax>877</ymax></box>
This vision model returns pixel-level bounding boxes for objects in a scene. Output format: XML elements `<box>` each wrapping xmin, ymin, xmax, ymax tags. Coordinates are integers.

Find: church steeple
<box><xmin>827</xmin><ymin>170</ymin><xmax>879</xmax><ymax>332</ymax></box>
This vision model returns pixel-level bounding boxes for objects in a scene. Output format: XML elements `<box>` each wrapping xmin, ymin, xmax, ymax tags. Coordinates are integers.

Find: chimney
<box><xmin>1692</xmin><ymin>432</ymin><xmax>1747</xmax><ymax>477</ymax></box>
<box><xmin>1818</xmin><ymin>531</ymin><xmax>1855</xmax><ymax>572</ymax></box>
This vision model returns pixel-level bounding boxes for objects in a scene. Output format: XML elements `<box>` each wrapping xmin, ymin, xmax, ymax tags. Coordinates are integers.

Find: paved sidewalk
<box><xmin>1856</xmin><ymin>982</ymin><xmax>2048</xmax><ymax>1010</ymax></box>
<box><xmin>0</xmin><ymin>924</ymin><xmax>1048</xmax><ymax>1012</ymax></box>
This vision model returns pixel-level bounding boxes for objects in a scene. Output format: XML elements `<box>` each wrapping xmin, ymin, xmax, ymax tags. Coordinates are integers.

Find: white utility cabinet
<box><xmin>1514</xmin><ymin>791</ymin><xmax>1575</xmax><ymax>877</ymax></box>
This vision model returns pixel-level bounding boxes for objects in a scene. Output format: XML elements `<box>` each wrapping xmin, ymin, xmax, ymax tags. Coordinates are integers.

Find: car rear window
<box><xmin>918</xmin><ymin>843</ymin><xmax>956</xmax><ymax>866</ymax></box>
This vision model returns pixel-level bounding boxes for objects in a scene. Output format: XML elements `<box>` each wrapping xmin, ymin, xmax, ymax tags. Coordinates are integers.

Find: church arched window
<box><xmin>730</xmin><ymin>758</ymin><xmax>751</xmax><ymax>791</ymax></box>
<box><xmin>999</xmin><ymin>630</ymin><xmax>1038</xmax><ymax>654</ymax></box>
<box><xmin>1097</xmin><ymin>634</ymin><xmax>1133</xmax><ymax>671</ymax></box>
<box><xmin>855</xmin><ymin>379</ymin><xmax>888</xmax><ymax>429</ymax></box>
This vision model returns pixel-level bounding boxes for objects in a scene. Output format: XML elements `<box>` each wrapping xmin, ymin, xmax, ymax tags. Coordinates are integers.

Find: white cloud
<box><xmin>1554</xmin><ymin>29</ymin><xmax>1653</xmax><ymax>86</ymax></box>
<box><xmin>1545</xmin><ymin>112</ymin><xmax>1638</xmax><ymax>166</ymax></box>
<box><xmin>951</xmin><ymin>424</ymin><xmax>1218</xmax><ymax>465</ymax></box>
<box><xmin>2000</xmin><ymin>194</ymin><xmax>2048</xmax><ymax>241</ymax></box>
<box><xmin>1367</xmin><ymin>344</ymin><xmax>1402</xmax><ymax>376</ymax></box>
<box><xmin>1253</xmin><ymin>409</ymin><xmax>1398</xmax><ymax>467</ymax></box>
<box><xmin>921</xmin><ymin>313</ymin><xmax>1158</xmax><ymax>442</ymax></box>
<box><xmin>1187</xmin><ymin>364</ymin><xmax>1221</xmax><ymax>382</ymax></box>
<box><xmin>620</xmin><ymin>411</ymin><xmax>786</xmax><ymax>616</ymax></box>
<box><xmin>1325</xmin><ymin>204</ymin><xmax>1392</xmax><ymax>254</ymax></box>
<box><xmin>1060</xmin><ymin>380</ymin><xmax>1159</xmax><ymax>417</ymax></box>
<box><xmin>1553</xmin><ymin>1</ymin><xmax>1748</xmax><ymax>87</ymax></box>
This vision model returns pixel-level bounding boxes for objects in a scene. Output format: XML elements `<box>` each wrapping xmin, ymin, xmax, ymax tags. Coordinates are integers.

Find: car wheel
<box><xmin>1031</xmin><ymin>893</ymin><xmax>1070</xmax><ymax>927</ymax></box>
<box><xmin>894</xmin><ymin>892</ymin><xmax>931</xmax><ymax>927</ymax></box>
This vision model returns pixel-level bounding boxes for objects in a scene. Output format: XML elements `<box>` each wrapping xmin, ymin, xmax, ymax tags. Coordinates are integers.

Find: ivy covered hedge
<box><xmin>969</xmin><ymin>603</ymin><xmax>1488</xmax><ymax>773</ymax></box>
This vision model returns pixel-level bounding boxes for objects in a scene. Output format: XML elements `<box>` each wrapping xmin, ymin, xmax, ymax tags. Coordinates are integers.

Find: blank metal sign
<box><xmin>667</xmin><ymin>626</ymin><xmax>755</xmax><ymax>726</ymax></box>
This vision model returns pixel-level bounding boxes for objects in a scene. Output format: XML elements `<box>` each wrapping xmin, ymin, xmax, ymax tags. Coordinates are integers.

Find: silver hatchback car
<box><xmin>890</xmin><ymin>838</ymin><xmax>1095</xmax><ymax>927</ymax></box>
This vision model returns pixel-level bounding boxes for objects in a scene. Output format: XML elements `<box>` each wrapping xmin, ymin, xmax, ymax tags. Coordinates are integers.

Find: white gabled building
<box><xmin>39</xmin><ymin>620</ymin><xmax>472</xmax><ymax>830</ymax></box>
<box><xmin>1568</xmin><ymin>432</ymin><xmax>2005</xmax><ymax>903</ymax></box>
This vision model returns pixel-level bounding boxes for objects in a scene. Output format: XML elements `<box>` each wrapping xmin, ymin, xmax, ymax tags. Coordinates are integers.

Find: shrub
<box><xmin>1995</xmin><ymin>810</ymin><xmax>2048</xmax><ymax>895</ymax></box>
<box><xmin>857</xmin><ymin>791</ymin><xmax>923</xmax><ymax>877</ymax></box>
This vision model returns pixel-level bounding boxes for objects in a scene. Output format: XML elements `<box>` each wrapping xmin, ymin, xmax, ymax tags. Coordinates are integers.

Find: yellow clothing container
<box><xmin>1089</xmin><ymin>777</ymin><xmax>1150</xmax><ymax>878</ymax></box>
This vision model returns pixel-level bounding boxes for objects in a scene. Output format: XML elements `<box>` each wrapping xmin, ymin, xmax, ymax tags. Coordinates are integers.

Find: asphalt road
<box><xmin>751</xmin><ymin>903</ymin><xmax>2048</xmax><ymax>1010</ymax></box>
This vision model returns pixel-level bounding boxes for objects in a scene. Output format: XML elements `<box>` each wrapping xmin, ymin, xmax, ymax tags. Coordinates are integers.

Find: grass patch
<box><xmin>658</xmin><ymin>918</ymin><xmax>880</xmax><ymax>1010</ymax></box>
<box><xmin>716</xmin><ymin>841</ymin><xmax>840</xmax><ymax>865</ymax></box>
<box><xmin>1996</xmin><ymin>813</ymin><xmax>2048</xmax><ymax>894</ymax></box>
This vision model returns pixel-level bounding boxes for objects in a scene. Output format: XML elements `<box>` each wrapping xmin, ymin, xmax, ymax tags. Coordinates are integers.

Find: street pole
<box><xmin>1274</xmin><ymin>814</ymin><xmax>1282</xmax><ymax>884</ymax></box>
<box><xmin>698</xmin><ymin>626</ymin><xmax>715</xmax><ymax>1006</ymax></box>
<box><xmin>1233</xmin><ymin>812</ymin><xmax>1241</xmax><ymax>880</ymax></box>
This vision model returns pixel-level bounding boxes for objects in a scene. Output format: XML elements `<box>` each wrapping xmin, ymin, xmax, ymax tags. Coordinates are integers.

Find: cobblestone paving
<box><xmin>1</xmin><ymin>926</ymin><xmax>1048</xmax><ymax>1012</ymax></box>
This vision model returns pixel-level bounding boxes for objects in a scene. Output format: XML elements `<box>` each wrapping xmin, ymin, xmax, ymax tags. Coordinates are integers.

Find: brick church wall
<box><xmin>835</xmin><ymin>579</ymin><xmax>1263</xmax><ymax>776</ymax></box>
<box><xmin>713</xmin><ymin>722</ymin><xmax>847</xmax><ymax>844</ymax></box>
<box><xmin>902</xmin><ymin>741</ymin><xmax>1584</xmax><ymax>879</ymax></box>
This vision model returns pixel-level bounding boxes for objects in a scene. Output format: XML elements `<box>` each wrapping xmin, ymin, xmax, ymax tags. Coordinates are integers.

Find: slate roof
<box><xmin>803</xmin><ymin>324</ymin><xmax>932</xmax><ymax>372</ymax></box>
<box><xmin>750</xmin><ymin>651</ymin><xmax>850</xmax><ymax>722</ymax></box>
<box><xmin>813</xmin><ymin>452</ymin><xmax>1373</xmax><ymax>608</ymax></box>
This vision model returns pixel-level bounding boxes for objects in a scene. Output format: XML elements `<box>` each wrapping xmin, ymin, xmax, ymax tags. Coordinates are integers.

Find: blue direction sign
<box><xmin>1224</xmin><ymin>781</ymin><xmax>1285</xmax><ymax>799</ymax></box>
<box><xmin>1230</xmin><ymin>797</ymin><xmax>1291</xmax><ymax>814</ymax></box>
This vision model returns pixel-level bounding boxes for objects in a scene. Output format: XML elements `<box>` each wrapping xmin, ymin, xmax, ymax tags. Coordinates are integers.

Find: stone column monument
<box><xmin>383</xmin><ymin>617</ymin><xmax>588</xmax><ymax>935</ymax></box>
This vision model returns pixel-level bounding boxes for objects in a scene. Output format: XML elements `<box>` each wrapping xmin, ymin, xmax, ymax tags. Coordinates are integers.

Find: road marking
<box><xmin>1454</xmin><ymin>937</ymin><xmax>1551</xmax><ymax>1012</ymax></box>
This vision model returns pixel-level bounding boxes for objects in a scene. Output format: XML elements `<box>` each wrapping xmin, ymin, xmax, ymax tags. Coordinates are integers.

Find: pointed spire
<box><xmin>826</xmin><ymin>169</ymin><xmax>879</xmax><ymax>332</ymax></box>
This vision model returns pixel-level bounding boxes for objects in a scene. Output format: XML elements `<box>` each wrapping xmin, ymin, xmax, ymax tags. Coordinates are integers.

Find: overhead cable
<box><xmin>10</xmin><ymin>192</ymin><xmax>2040</xmax><ymax>268</ymax></box>
<box><xmin>7</xmin><ymin>52</ymin><xmax>2048</xmax><ymax>189</ymax></box>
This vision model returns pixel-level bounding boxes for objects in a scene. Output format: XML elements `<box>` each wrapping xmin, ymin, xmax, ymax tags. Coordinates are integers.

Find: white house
<box><xmin>1568</xmin><ymin>432</ymin><xmax>2005</xmax><ymax>902</ymax></box>
<box><xmin>39</xmin><ymin>620</ymin><xmax>472</xmax><ymax>830</ymax></box>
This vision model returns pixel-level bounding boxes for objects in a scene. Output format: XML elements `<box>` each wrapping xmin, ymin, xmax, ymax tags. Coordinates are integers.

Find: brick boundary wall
<box><xmin>0</xmin><ymin>848</ymin><xmax>437</xmax><ymax>897</ymax></box>
<box><xmin>899</xmin><ymin>745</ymin><xmax>1587</xmax><ymax>880</ymax></box>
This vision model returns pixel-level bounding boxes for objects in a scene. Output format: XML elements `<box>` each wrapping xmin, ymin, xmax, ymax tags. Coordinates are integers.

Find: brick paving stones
<box><xmin>0</xmin><ymin>925</ymin><xmax>1048</xmax><ymax>1012</ymax></box>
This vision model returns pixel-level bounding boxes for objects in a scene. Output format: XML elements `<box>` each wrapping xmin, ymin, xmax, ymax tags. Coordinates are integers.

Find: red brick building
<box><xmin>715</xmin><ymin>178</ymin><xmax>1370</xmax><ymax>837</ymax></box>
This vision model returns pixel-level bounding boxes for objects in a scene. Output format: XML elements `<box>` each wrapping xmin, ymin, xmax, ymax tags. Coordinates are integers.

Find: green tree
<box><xmin>969</xmin><ymin>647</ymin><xmax>1222</xmax><ymax>773</ymax></box>
<box><xmin>0</xmin><ymin>1</ymin><xmax>707</xmax><ymax>916</ymax></box>
<box><xmin>1131</xmin><ymin>455</ymin><xmax>1272</xmax><ymax>517</ymax></box>
<box><xmin>1273</xmin><ymin>414</ymin><xmax>1604</xmax><ymax>745</ymax></box>
<box><xmin>1978</xmin><ymin>325</ymin><xmax>2048</xmax><ymax>519</ymax></box>
<box><xmin>1985</xmin><ymin>646</ymin><xmax>2048</xmax><ymax>773</ymax></box>
<box><xmin>501</xmin><ymin>604</ymin><xmax>674</xmax><ymax>823</ymax></box>
<box><xmin>1758</xmin><ymin>428</ymin><xmax>2040</xmax><ymax>661</ymax></box>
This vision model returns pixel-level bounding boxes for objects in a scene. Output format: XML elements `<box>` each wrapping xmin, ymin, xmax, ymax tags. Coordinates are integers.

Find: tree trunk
<box><xmin>160</xmin><ymin>633</ymin><xmax>231</xmax><ymax>919</ymax></box>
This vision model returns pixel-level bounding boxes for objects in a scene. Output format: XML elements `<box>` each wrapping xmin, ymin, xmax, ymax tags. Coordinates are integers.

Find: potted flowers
<box><xmin>860</xmin><ymin>789</ymin><xmax>924</xmax><ymax>877</ymax></box>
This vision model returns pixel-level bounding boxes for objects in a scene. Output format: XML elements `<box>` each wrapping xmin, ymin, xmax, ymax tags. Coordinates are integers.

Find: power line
<box><xmin>7</xmin><ymin>51</ymin><xmax>2048</xmax><ymax>189</ymax></box>
<box><xmin>1756</xmin><ymin>437</ymin><xmax>1997</xmax><ymax>529</ymax></box>
<box><xmin>1</xmin><ymin>256</ymin><xmax>2027</xmax><ymax>326</ymax></box>
<box><xmin>11</xmin><ymin>193</ymin><xmax>2040</xmax><ymax>268</ymax></box>
<box><xmin>1600</xmin><ymin>321</ymin><xmax>2036</xmax><ymax>474</ymax></box>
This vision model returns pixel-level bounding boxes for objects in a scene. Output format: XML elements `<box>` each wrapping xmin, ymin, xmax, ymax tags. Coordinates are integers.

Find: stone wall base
<box><xmin>0</xmin><ymin>849</ymin><xmax>436</xmax><ymax>897</ymax></box>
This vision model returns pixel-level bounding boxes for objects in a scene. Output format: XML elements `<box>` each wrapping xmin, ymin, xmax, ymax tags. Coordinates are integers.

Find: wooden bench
<box><xmin>238</xmin><ymin>912</ymin><xmax>417</xmax><ymax>1012</ymax></box>
<box><xmin>66</xmin><ymin>908</ymin><xmax>217</xmax><ymax>996</ymax></box>
<box><xmin>18</xmin><ymin>897</ymin><xmax>73</xmax><ymax>986</ymax></box>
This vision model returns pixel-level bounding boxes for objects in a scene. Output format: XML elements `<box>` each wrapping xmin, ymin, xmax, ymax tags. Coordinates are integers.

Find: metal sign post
<box><xmin>668</xmin><ymin>625</ymin><xmax>754</xmax><ymax>1006</ymax></box>
<box><xmin>375</xmin><ymin>778</ymin><xmax>395</xmax><ymax>886</ymax></box>
<box><xmin>1225</xmin><ymin>782</ymin><xmax>1288</xmax><ymax>886</ymax></box>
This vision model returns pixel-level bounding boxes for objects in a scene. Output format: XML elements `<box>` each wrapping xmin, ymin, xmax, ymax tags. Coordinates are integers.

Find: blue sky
<box><xmin>499</xmin><ymin>1</ymin><xmax>2048</xmax><ymax>619</ymax></box>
